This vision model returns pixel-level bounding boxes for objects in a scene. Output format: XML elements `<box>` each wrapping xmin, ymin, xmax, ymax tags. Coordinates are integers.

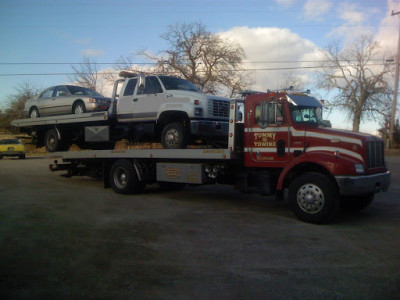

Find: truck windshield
<box><xmin>66</xmin><ymin>86</ymin><xmax>104</xmax><ymax>97</ymax></box>
<box><xmin>159</xmin><ymin>76</ymin><xmax>199</xmax><ymax>92</ymax></box>
<box><xmin>291</xmin><ymin>105</ymin><xmax>323</xmax><ymax>125</ymax></box>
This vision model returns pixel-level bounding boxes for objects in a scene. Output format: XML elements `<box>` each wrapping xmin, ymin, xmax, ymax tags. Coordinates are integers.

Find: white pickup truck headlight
<box><xmin>195</xmin><ymin>108</ymin><xmax>203</xmax><ymax>116</ymax></box>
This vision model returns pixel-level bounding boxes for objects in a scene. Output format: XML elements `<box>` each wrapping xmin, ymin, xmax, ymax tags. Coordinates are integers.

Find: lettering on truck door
<box><xmin>247</xmin><ymin>100</ymin><xmax>289</xmax><ymax>164</ymax></box>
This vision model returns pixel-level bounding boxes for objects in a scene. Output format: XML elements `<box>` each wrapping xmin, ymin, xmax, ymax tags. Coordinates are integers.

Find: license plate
<box><xmin>8</xmin><ymin>147</ymin><xmax>14</xmax><ymax>151</ymax></box>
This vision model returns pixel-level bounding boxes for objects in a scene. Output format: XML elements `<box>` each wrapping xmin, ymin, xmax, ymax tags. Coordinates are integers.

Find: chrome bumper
<box><xmin>335</xmin><ymin>171</ymin><xmax>391</xmax><ymax>196</ymax></box>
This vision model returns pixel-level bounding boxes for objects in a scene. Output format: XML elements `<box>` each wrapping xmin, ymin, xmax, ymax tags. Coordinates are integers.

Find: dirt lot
<box><xmin>0</xmin><ymin>154</ymin><xmax>399</xmax><ymax>299</ymax></box>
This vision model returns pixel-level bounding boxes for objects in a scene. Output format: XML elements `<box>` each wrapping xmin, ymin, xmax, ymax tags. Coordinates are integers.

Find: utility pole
<box><xmin>390</xmin><ymin>10</ymin><xmax>400</xmax><ymax>148</ymax></box>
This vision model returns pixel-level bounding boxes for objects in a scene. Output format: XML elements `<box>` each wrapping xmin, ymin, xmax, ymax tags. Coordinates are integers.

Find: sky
<box><xmin>0</xmin><ymin>0</ymin><xmax>399</xmax><ymax>134</ymax></box>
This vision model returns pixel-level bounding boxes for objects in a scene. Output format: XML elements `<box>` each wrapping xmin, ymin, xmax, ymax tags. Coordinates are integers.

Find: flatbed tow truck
<box><xmin>48</xmin><ymin>94</ymin><xmax>391</xmax><ymax>224</ymax></box>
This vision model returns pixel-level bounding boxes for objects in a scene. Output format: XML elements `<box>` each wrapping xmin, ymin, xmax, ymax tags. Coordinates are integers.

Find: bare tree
<box><xmin>318</xmin><ymin>35</ymin><xmax>392</xmax><ymax>132</ymax></box>
<box><xmin>115</xmin><ymin>22</ymin><xmax>252</xmax><ymax>97</ymax></box>
<box><xmin>279</xmin><ymin>72</ymin><xmax>307</xmax><ymax>91</ymax></box>
<box><xmin>70</xmin><ymin>57</ymin><xmax>105</xmax><ymax>93</ymax></box>
<box><xmin>0</xmin><ymin>82</ymin><xmax>39</xmax><ymax>129</ymax></box>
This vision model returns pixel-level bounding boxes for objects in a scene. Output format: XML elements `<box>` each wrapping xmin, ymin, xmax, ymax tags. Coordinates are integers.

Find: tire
<box><xmin>45</xmin><ymin>129</ymin><xmax>62</xmax><ymax>152</ymax></box>
<box><xmin>109</xmin><ymin>159</ymin><xmax>145</xmax><ymax>194</ymax></box>
<box><xmin>73</xmin><ymin>102</ymin><xmax>86</xmax><ymax>114</ymax></box>
<box><xmin>30</xmin><ymin>107</ymin><xmax>40</xmax><ymax>118</ymax></box>
<box><xmin>289</xmin><ymin>172</ymin><xmax>340</xmax><ymax>224</ymax></box>
<box><xmin>161</xmin><ymin>122</ymin><xmax>188</xmax><ymax>149</ymax></box>
<box><xmin>341</xmin><ymin>194</ymin><xmax>374</xmax><ymax>212</ymax></box>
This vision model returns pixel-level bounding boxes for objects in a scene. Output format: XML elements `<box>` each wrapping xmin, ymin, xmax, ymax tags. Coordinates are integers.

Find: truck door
<box><xmin>117</xmin><ymin>78</ymin><xmax>138</xmax><ymax>122</ymax></box>
<box><xmin>131</xmin><ymin>76</ymin><xmax>162</xmax><ymax>121</ymax></box>
<box><xmin>248</xmin><ymin>100</ymin><xmax>289</xmax><ymax>164</ymax></box>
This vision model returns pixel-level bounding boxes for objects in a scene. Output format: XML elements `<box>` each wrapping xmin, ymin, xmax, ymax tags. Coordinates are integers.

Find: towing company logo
<box><xmin>253</xmin><ymin>132</ymin><xmax>276</xmax><ymax>147</ymax></box>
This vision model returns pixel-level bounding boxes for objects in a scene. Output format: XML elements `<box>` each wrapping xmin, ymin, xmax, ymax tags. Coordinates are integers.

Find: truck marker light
<box><xmin>194</xmin><ymin>100</ymin><xmax>200</xmax><ymax>105</ymax></box>
<box><xmin>231</xmin><ymin>105</ymin><xmax>235</xmax><ymax>109</ymax></box>
<box><xmin>222</xmin><ymin>155</ymin><xmax>226</xmax><ymax>159</ymax></box>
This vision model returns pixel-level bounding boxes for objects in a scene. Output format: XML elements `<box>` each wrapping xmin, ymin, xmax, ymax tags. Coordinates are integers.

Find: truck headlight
<box><xmin>355</xmin><ymin>164</ymin><xmax>365</xmax><ymax>174</ymax></box>
<box><xmin>195</xmin><ymin>108</ymin><xmax>203</xmax><ymax>116</ymax></box>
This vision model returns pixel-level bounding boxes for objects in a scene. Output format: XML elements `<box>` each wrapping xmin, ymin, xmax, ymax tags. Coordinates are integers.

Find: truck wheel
<box><xmin>109</xmin><ymin>159</ymin><xmax>144</xmax><ymax>194</ymax></box>
<box><xmin>73</xmin><ymin>102</ymin><xmax>86</xmax><ymax>114</ymax></box>
<box><xmin>341</xmin><ymin>194</ymin><xmax>374</xmax><ymax>212</ymax></box>
<box><xmin>161</xmin><ymin>122</ymin><xmax>188</xmax><ymax>149</ymax></box>
<box><xmin>288</xmin><ymin>172</ymin><xmax>340</xmax><ymax>224</ymax></box>
<box><xmin>45</xmin><ymin>129</ymin><xmax>62</xmax><ymax>152</ymax></box>
<box><xmin>30</xmin><ymin>107</ymin><xmax>40</xmax><ymax>118</ymax></box>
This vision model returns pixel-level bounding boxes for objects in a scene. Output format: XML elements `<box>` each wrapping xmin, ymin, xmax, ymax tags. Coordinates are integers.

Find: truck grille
<box><xmin>366</xmin><ymin>141</ymin><xmax>385</xmax><ymax>168</ymax></box>
<box><xmin>208</xmin><ymin>99</ymin><xmax>230</xmax><ymax>118</ymax></box>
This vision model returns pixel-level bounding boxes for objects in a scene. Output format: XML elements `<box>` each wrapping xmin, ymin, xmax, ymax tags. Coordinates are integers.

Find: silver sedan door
<box><xmin>53</xmin><ymin>86</ymin><xmax>73</xmax><ymax>115</ymax></box>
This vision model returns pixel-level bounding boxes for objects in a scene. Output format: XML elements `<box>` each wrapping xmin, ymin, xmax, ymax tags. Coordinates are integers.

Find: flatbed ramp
<box><xmin>10</xmin><ymin>111</ymin><xmax>110</xmax><ymax>127</ymax></box>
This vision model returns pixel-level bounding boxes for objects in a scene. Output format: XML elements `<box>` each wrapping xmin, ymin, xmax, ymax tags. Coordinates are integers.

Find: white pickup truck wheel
<box><xmin>161</xmin><ymin>122</ymin><xmax>188</xmax><ymax>149</ymax></box>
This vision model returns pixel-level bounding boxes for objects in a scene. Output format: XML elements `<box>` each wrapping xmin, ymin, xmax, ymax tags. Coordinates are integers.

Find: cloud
<box><xmin>375</xmin><ymin>0</ymin><xmax>400</xmax><ymax>55</ymax></box>
<box><xmin>338</xmin><ymin>2</ymin><xmax>365</xmax><ymax>24</ymax></box>
<box><xmin>303</xmin><ymin>0</ymin><xmax>332</xmax><ymax>21</ymax></box>
<box><xmin>327</xmin><ymin>2</ymin><xmax>380</xmax><ymax>44</ymax></box>
<box><xmin>81</xmin><ymin>49</ymin><xmax>104</xmax><ymax>57</ymax></box>
<box><xmin>219</xmin><ymin>27</ymin><xmax>322</xmax><ymax>91</ymax></box>
<box><xmin>274</xmin><ymin>0</ymin><xmax>297</xmax><ymax>7</ymax></box>
<box><xmin>74</xmin><ymin>38</ymin><xmax>92</xmax><ymax>45</ymax></box>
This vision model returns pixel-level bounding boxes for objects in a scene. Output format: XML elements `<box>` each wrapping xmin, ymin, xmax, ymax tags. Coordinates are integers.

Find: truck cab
<box><xmin>242</xmin><ymin>91</ymin><xmax>390</xmax><ymax>222</ymax></box>
<box><xmin>116</xmin><ymin>73</ymin><xmax>231</xmax><ymax>148</ymax></box>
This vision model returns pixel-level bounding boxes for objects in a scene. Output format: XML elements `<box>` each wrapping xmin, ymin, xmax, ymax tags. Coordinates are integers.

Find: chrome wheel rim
<box><xmin>114</xmin><ymin>167</ymin><xmax>127</xmax><ymax>189</ymax></box>
<box><xmin>47</xmin><ymin>135</ymin><xmax>56</xmax><ymax>149</ymax></box>
<box><xmin>165</xmin><ymin>128</ymin><xmax>181</xmax><ymax>147</ymax></box>
<box><xmin>297</xmin><ymin>183</ymin><xmax>325</xmax><ymax>214</ymax></box>
<box><xmin>30</xmin><ymin>110</ymin><xmax>38</xmax><ymax>118</ymax></box>
<box><xmin>74</xmin><ymin>105</ymin><xmax>84</xmax><ymax>114</ymax></box>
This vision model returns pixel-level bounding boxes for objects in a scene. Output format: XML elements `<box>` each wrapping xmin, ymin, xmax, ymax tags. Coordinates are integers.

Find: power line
<box><xmin>0</xmin><ymin>59</ymin><xmax>389</xmax><ymax>66</ymax></box>
<box><xmin>0</xmin><ymin>63</ymin><xmax>388</xmax><ymax>77</ymax></box>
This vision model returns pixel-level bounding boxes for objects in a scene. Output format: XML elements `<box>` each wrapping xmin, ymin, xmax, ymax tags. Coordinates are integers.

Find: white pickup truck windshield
<box><xmin>159</xmin><ymin>76</ymin><xmax>199</xmax><ymax>92</ymax></box>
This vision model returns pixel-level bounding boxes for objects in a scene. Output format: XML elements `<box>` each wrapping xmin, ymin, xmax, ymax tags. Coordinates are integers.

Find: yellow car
<box><xmin>0</xmin><ymin>139</ymin><xmax>26</xmax><ymax>159</ymax></box>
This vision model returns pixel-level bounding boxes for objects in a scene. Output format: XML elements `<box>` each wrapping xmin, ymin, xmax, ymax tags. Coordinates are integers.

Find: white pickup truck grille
<box><xmin>208</xmin><ymin>99</ymin><xmax>230</xmax><ymax>118</ymax></box>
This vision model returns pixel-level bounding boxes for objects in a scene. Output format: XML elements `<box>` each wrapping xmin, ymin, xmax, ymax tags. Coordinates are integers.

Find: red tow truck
<box><xmin>49</xmin><ymin>91</ymin><xmax>391</xmax><ymax>224</ymax></box>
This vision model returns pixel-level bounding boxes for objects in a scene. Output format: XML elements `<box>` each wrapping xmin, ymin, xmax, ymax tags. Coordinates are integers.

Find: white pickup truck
<box><xmin>11</xmin><ymin>73</ymin><xmax>231</xmax><ymax>151</ymax></box>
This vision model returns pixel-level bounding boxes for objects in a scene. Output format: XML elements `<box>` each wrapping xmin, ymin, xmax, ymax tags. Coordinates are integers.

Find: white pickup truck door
<box><xmin>117</xmin><ymin>78</ymin><xmax>138</xmax><ymax>122</ymax></box>
<box><xmin>132</xmin><ymin>76</ymin><xmax>163</xmax><ymax>121</ymax></box>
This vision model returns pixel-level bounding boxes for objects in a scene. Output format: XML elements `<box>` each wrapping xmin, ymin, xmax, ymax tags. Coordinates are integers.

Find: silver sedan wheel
<box><xmin>30</xmin><ymin>109</ymin><xmax>39</xmax><ymax>118</ymax></box>
<box><xmin>74</xmin><ymin>103</ymin><xmax>86</xmax><ymax>114</ymax></box>
<box><xmin>296</xmin><ymin>183</ymin><xmax>325</xmax><ymax>214</ymax></box>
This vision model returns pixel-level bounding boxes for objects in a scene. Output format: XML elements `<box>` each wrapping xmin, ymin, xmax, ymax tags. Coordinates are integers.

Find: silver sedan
<box><xmin>24</xmin><ymin>85</ymin><xmax>111</xmax><ymax>118</ymax></box>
